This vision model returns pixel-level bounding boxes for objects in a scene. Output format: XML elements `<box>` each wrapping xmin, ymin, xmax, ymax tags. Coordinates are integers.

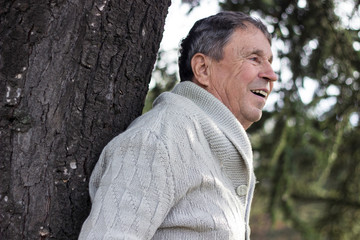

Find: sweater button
<box><xmin>236</xmin><ymin>185</ymin><xmax>248</xmax><ymax>196</ymax></box>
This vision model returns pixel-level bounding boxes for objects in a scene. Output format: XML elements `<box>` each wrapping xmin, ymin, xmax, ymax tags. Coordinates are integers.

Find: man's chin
<box><xmin>253</xmin><ymin>109</ymin><xmax>263</xmax><ymax>122</ymax></box>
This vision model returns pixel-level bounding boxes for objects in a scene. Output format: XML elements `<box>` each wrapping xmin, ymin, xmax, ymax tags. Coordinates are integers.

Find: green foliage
<box><xmin>219</xmin><ymin>0</ymin><xmax>360</xmax><ymax>239</ymax></box>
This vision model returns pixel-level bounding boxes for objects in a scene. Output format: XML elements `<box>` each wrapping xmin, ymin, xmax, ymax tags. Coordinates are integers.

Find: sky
<box><xmin>160</xmin><ymin>0</ymin><xmax>219</xmax><ymax>52</ymax></box>
<box><xmin>153</xmin><ymin>0</ymin><xmax>220</xmax><ymax>76</ymax></box>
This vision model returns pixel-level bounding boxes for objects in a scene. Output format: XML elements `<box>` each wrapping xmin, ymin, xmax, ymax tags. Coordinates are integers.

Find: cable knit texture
<box><xmin>79</xmin><ymin>81</ymin><xmax>256</xmax><ymax>240</ymax></box>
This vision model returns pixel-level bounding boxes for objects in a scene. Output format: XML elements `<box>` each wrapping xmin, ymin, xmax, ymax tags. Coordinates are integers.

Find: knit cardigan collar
<box><xmin>171</xmin><ymin>81</ymin><xmax>253</xmax><ymax>168</ymax></box>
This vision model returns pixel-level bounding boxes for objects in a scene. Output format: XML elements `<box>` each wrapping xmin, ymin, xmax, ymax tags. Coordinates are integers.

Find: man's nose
<box><xmin>259</xmin><ymin>62</ymin><xmax>278</xmax><ymax>82</ymax></box>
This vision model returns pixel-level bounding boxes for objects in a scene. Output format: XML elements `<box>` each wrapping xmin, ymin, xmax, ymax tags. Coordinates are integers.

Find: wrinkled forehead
<box><xmin>229</xmin><ymin>27</ymin><xmax>274</xmax><ymax>60</ymax></box>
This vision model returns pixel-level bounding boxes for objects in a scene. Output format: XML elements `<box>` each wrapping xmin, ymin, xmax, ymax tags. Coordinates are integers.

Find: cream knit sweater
<box><xmin>79</xmin><ymin>81</ymin><xmax>255</xmax><ymax>240</ymax></box>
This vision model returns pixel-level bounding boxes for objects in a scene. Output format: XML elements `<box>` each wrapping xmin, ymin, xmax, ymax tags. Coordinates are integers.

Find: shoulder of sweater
<box><xmin>130</xmin><ymin>92</ymin><xmax>201</xmax><ymax>131</ymax></box>
<box><xmin>105</xmin><ymin>96</ymin><xmax>200</xmax><ymax>150</ymax></box>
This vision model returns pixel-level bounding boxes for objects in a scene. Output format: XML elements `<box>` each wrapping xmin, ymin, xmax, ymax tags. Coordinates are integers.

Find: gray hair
<box><xmin>178</xmin><ymin>11</ymin><xmax>271</xmax><ymax>82</ymax></box>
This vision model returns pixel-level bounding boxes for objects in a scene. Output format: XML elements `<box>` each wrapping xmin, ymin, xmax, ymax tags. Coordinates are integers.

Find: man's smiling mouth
<box><xmin>251</xmin><ymin>90</ymin><xmax>268</xmax><ymax>98</ymax></box>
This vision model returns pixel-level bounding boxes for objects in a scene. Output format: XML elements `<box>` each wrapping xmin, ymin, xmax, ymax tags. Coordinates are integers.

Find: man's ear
<box><xmin>191</xmin><ymin>53</ymin><xmax>211</xmax><ymax>87</ymax></box>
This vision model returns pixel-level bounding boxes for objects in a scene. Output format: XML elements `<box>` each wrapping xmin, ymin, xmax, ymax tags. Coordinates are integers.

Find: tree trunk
<box><xmin>0</xmin><ymin>0</ymin><xmax>171</xmax><ymax>238</ymax></box>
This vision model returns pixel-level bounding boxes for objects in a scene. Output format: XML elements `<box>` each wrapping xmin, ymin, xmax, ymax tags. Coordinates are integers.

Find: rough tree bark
<box><xmin>0</xmin><ymin>0</ymin><xmax>171</xmax><ymax>239</ymax></box>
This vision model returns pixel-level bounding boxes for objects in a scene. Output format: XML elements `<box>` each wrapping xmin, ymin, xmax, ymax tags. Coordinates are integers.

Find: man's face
<box><xmin>206</xmin><ymin>25</ymin><xmax>277</xmax><ymax>129</ymax></box>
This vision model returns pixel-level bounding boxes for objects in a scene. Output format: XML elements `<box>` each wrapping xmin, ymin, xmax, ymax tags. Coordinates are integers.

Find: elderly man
<box><xmin>79</xmin><ymin>11</ymin><xmax>277</xmax><ymax>240</ymax></box>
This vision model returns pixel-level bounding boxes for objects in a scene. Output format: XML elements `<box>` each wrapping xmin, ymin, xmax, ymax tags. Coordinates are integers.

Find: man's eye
<box><xmin>249</xmin><ymin>57</ymin><xmax>260</xmax><ymax>63</ymax></box>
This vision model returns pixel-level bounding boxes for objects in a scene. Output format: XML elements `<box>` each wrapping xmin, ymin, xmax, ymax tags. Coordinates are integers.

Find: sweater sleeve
<box><xmin>79</xmin><ymin>130</ymin><xmax>175</xmax><ymax>240</ymax></box>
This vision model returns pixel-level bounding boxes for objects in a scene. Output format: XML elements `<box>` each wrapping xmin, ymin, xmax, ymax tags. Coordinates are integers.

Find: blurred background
<box><xmin>144</xmin><ymin>0</ymin><xmax>360</xmax><ymax>239</ymax></box>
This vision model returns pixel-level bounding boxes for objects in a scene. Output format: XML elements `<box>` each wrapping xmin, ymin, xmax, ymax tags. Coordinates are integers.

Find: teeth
<box><xmin>251</xmin><ymin>90</ymin><xmax>268</xmax><ymax>97</ymax></box>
